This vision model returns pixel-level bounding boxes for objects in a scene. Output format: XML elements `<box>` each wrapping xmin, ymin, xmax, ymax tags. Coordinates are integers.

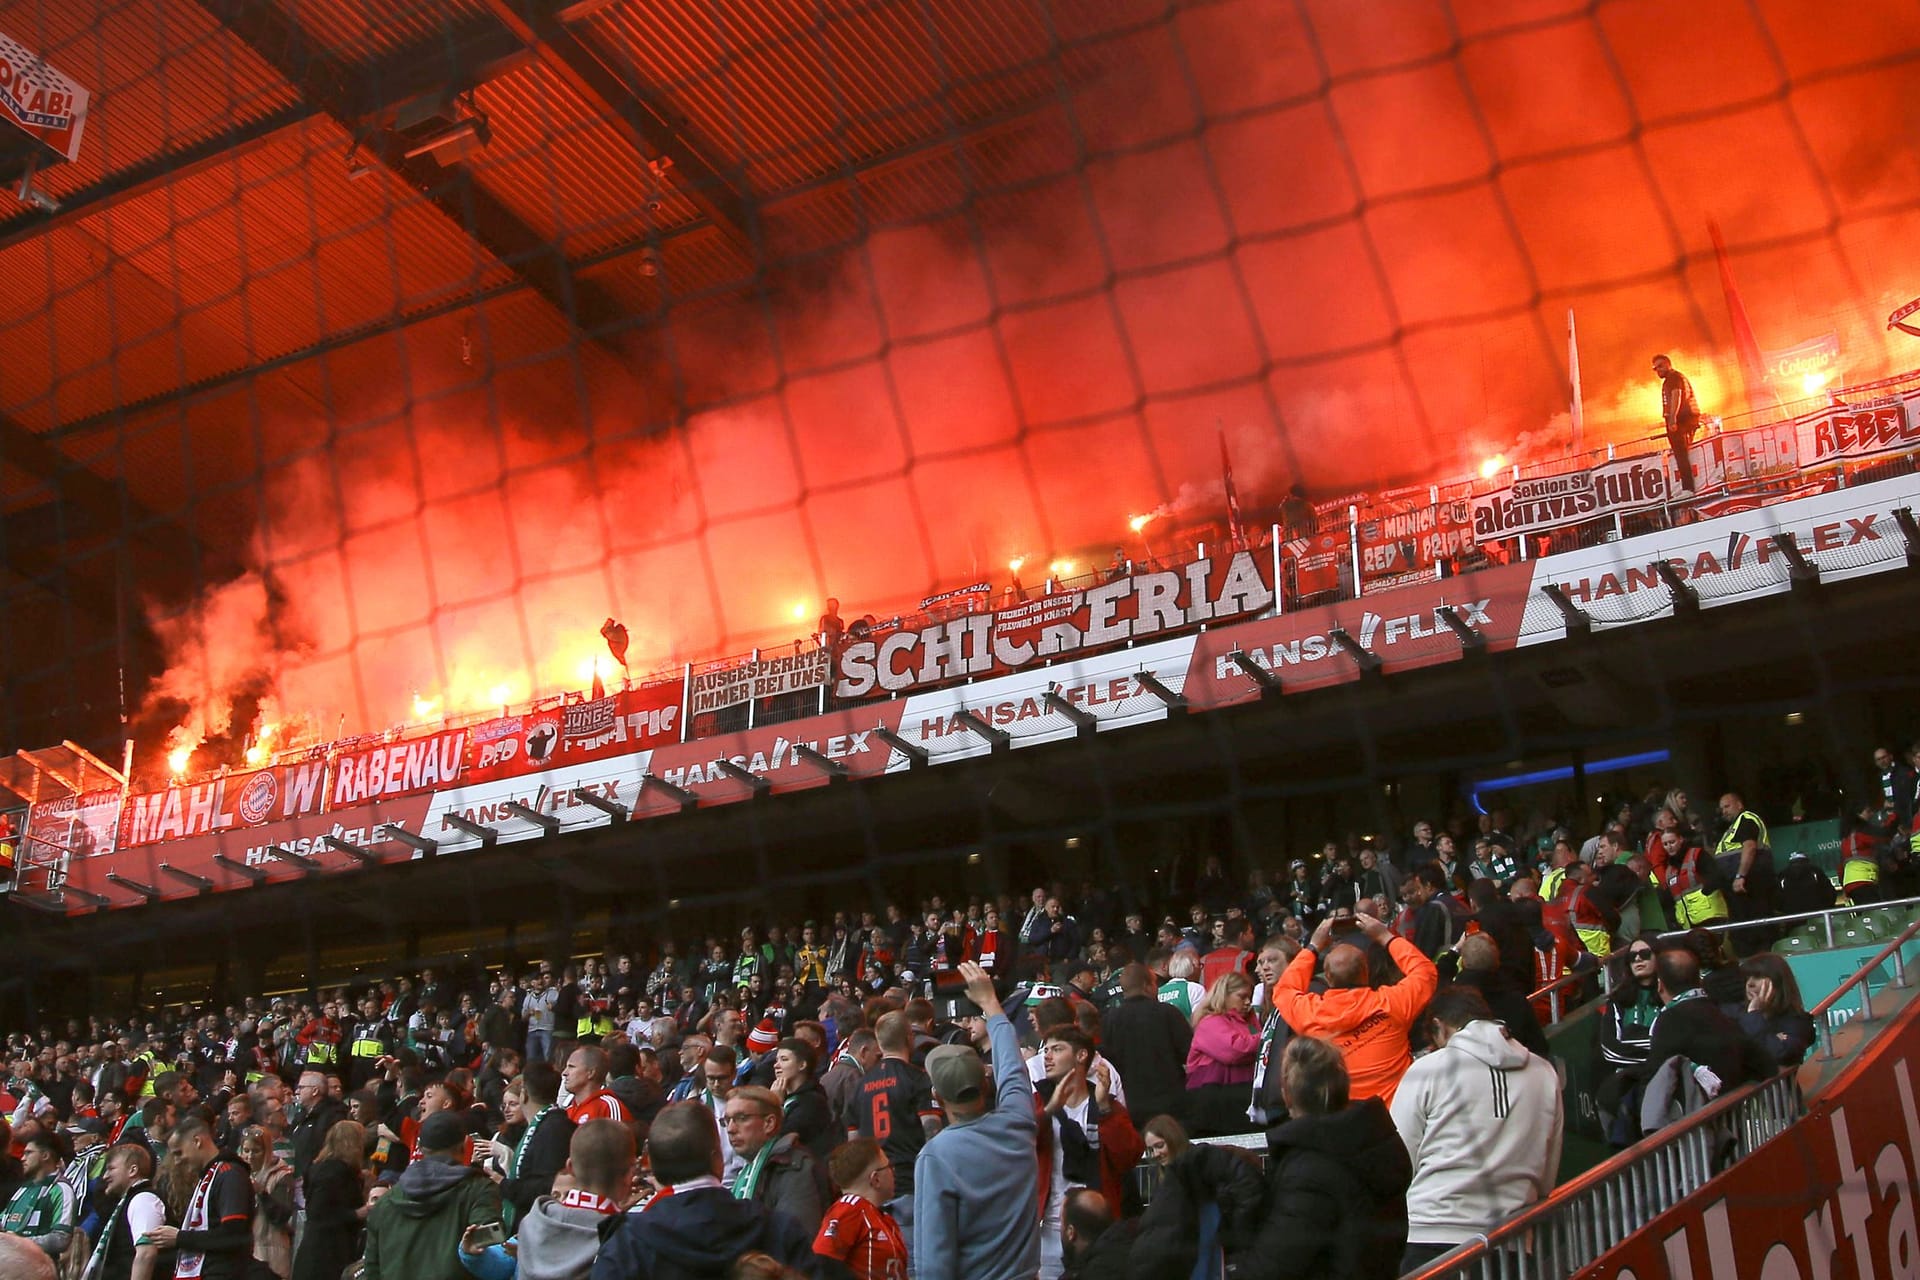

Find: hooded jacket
<box><xmin>1230</xmin><ymin>1100</ymin><xmax>1411</xmax><ymax>1280</ymax></box>
<box><xmin>363</xmin><ymin>1154</ymin><xmax>502</xmax><ymax>1280</ymax></box>
<box><xmin>589</xmin><ymin>1186</ymin><xmax>841</xmax><ymax>1280</ymax></box>
<box><xmin>456</xmin><ymin>1192</ymin><xmax>621</xmax><ymax>1280</ymax></box>
<box><xmin>1389</xmin><ymin>1020</ymin><xmax>1563</xmax><ymax>1245</ymax></box>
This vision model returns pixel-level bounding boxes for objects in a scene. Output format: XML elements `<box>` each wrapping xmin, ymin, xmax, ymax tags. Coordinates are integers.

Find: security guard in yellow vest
<box><xmin>1566</xmin><ymin>876</ymin><xmax>1614</xmax><ymax>957</ymax></box>
<box><xmin>1661</xmin><ymin>829</ymin><xmax>1729</xmax><ymax>927</ymax></box>
<box><xmin>347</xmin><ymin>997</ymin><xmax>393</xmax><ymax>1089</ymax></box>
<box><xmin>128</xmin><ymin>1044</ymin><xmax>162</xmax><ymax>1099</ymax></box>
<box><xmin>1713</xmin><ymin>793</ymin><xmax>1771</xmax><ymax>906</ymax></box>
<box><xmin>575</xmin><ymin>1000</ymin><xmax>614</xmax><ymax>1043</ymax></box>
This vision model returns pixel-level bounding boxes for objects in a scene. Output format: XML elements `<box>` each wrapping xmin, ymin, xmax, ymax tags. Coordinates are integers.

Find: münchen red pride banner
<box><xmin>834</xmin><ymin>550</ymin><xmax>1273</xmax><ymax>699</ymax></box>
<box><xmin>1185</xmin><ymin>561</ymin><xmax>1536</xmax><ymax>709</ymax></box>
<box><xmin>1357</xmin><ymin>501</ymin><xmax>1473</xmax><ymax>583</ymax></box>
<box><xmin>329</xmin><ymin>729</ymin><xmax>467</xmax><ymax>807</ymax></box>
<box><xmin>119</xmin><ymin>760</ymin><xmax>328</xmax><ymax>847</ymax></box>
<box><xmin>464</xmin><ymin>684</ymin><xmax>681</xmax><ymax>784</ymax></box>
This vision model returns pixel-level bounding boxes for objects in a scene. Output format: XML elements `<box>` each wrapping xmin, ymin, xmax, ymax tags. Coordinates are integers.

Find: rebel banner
<box><xmin>464</xmin><ymin>683</ymin><xmax>681</xmax><ymax>784</ymax></box>
<box><xmin>119</xmin><ymin>759</ymin><xmax>329</xmax><ymax>847</ymax></box>
<box><xmin>1184</xmin><ymin>562</ymin><xmax>1537</xmax><ymax>710</ymax></box>
<box><xmin>329</xmin><ymin>729</ymin><xmax>467</xmax><ymax>806</ymax></box>
<box><xmin>1357</xmin><ymin>500</ymin><xmax>1473</xmax><ymax>582</ymax></box>
<box><xmin>835</xmin><ymin>550</ymin><xmax>1274</xmax><ymax>699</ymax></box>
<box><xmin>690</xmin><ymin>648</ymin><xmax>829</xmax><ymax>714</ymax></box>
<box><xmin>0</xmin><ymin>32</ymin><xmax>87</xmax><ymax>162</ymax></box>
<box><xmin>1796</xmin><ymin>392</ymin><xmax>1920</xmax><ymax>467</ymax></box>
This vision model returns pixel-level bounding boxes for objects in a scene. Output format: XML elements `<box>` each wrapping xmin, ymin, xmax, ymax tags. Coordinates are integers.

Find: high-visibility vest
<box><xmin>1540</xmin><ymin>867</ymin><xmax>1568</xmax><ymax>902</ymax></box>
<box><xmin>575</xmin><ymin>1010</ymin><xmax>613</xmax><ymax>1040</ymax></box>
<box><xmin>350</xmin><ymin>1029</ymin><xmax>388</xmax><ymax>1059</ymax></box>
<box><xmin>1715</xmin><ymin>812</ymin><xmax>1770</xmax><ymax>861</ymax></box>
<box><xmin>1843</xmin><ymin>856</ymin><xmax>1880</xmax><ymax>887</ymax></box>
<box><xmin>304</xmin><ymin>1038</ymin><xmax>337</xmax><ymax>1066</ymax></box>
<box><xmin>129</xmin><ymin>1051</ymin><xmax>159</xmax><ymax>1098</ymax></box>
<box><xmin>1668</xmin><ymin>850</ymin><xmax>1730</xmax><ymax>926</ymax></box>
<box><xmin>1567</xmin><ymin>885</ymin><xmax>1612</xmax><ymax>957</ymax></box>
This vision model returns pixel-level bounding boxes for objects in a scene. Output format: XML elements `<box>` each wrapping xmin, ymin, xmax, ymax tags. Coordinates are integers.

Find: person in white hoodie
<box><xmin>1390</xmin><ymin>986</ymin><xmax>1563</xmax><ymax>1273</ymax></box>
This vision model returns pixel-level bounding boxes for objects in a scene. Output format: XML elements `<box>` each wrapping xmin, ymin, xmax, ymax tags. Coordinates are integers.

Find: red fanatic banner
<box><xmin>834</xmin><ymin>550</ymin><xmax>1273</xmax><ymax>698</ymax></box>
<box><xmin>329</xmin><ymin>729</ymin><xmax>466</xmax><ymax>807</ymax></box>
<box><xmin>464</xmin><ymin>684</ymin><xmax>680</xmax><ymax>784</ymax></box>
<box><xmin>632</xmin><ymin>705</ymin><xmax>909</xmax><ymax>814</ymax></box>
<box><xmin>62</xmin><ymin>796</ymin><xmax>436</xmax><ymax>910</ymax></box>
<box><xmin>1578</xmin><ymin>1004</ymin><xmax>1920</xmax><ymax>1279</ymax></box>
<box><xmin>1184</xmin><ymin>562</ymin><xmax>1536</xmax><ymax>710</ymax></box>
<box><xmin>119</xmin><ymin>760</ymin><xmax>328</xmax><ymax>847</ymax></box>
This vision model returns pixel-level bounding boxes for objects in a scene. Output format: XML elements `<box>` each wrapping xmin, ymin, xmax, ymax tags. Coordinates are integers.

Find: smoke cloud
<box><xmin>131</xmin><ymin>0</ymin><xmax>1920</xmax><ymax>768</ymax></box>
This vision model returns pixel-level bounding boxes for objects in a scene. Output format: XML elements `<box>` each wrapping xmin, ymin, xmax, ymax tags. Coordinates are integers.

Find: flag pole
<box><xmin>1567</xmin><ymin>308</ymin><xmax>1585</xmax><ymax>457</ymax></box>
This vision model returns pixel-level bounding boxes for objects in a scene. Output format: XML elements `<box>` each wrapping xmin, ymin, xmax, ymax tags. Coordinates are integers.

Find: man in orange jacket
<box><xmin>1272</xmin><ymin>911</ymin><xmax>1439</xmax><ymax>1107</ymax></box>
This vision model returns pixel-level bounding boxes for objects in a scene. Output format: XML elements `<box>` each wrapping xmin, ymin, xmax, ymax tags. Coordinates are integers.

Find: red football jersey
<box><xmin>814</xmin><ymin>1195</ymin><xmax>909</xmax><ymax>1280</ymax></box>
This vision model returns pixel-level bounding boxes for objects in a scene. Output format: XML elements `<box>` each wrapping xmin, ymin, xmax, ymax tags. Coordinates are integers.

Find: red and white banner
<box><xmin>690</xmin><ymin>649</ymin><xmax>829</xmax><ymax>714</ymax></box>
<box><xmin>329</xmin><ymin>729</ymin><xmax>467</xmax><ymax>807</ymax></box>
<box><xmin>1471</xmin><ymin>454</ymin><xmax>1676</xmax><ymax>539</ymax></box>
<box><xmin>1796</xmin><ymin>394</ymin><xmax>1920</xmax><ymax>467</ymax></box>
<box><xmin>26</xmin><ymin>788</ymin><xmax>120</xmax><ymax>863</ymax></box>
<box><xmin>1579</xmin><ymin>1004</ymin><xmax>1920</xmax><ymax>1279</ymax></box>
<box><xmin>1286</xmin><ymin>530</ymin><xmax>1346</xmax><ymax>596</ymax></box>
<box><xmin>1185</xmin><ymin>562</ymin><xmax>1537</xmax><ymax>710</ymax></box>
<box><xmin>835</xmin><ymin>551</ymin><xmax>1273</xmax><ymax>700</ymax></box>
<box><xmin>0</xmin><ymin>32</ymin><xmax>87</xmax><ymax>162</ymax></box>
<box><xmin>464</xmin><ymin>684</ymin><xmax>681</xmax><ymax>784</ymax></box>
<box><xmin>119</xmin><ymin>760</ymin><xmax>329</xmax><ymax>847</ymax></box>
<box><xmin>1357</xmin><ymin>501</ymin><xmax>1473</xmax><ymax>582</ymax></box>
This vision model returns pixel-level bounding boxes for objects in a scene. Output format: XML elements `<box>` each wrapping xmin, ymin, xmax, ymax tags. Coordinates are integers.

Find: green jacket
<box><xmin>363</xmin><ymin>1156</ymin><xmax>501</xmax><ymax>1280</ymax></box>
<box><xmin>0</xmin><ymin>1176</ymin><xmax>75</xmax><ymax>1256</ymax></box>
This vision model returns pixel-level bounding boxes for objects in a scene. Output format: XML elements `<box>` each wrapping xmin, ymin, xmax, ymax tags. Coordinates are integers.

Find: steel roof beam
<box><xmin>193</xmin><ymin>0</ymin><xmax>629</xmax><ymax>350</ymax></box>
<box><xmin>478</xmin><ymin>0</ymin><xmax>753</xmax><ymax>250</ymax></box>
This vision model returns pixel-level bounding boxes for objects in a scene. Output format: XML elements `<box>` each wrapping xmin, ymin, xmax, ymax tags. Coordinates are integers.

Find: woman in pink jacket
<box><xmin>1183</xmin><ymin>972</ymin><xmax>1261</xmax><ymax>1134</ymax></box>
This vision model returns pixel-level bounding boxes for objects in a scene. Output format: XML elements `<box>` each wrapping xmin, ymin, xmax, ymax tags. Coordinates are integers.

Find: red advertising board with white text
<box><xmin>62</xmin><ymin>796</ymin><xmax>435</xmax><ymax>905</ymax></box>
<box><xmin>26</xmin><ymin>788</ymin><xmax>120</xmax><ymax>862</ymax></box>
<box><xmin>631</xmin><ymin>705</ymin><xmax>910</xmax><ymax>815</ymax></box>
<box><xmin>1184</xmin><ymin>562</ymin><xmax>1537</xmax><ymax>710</ymax></box>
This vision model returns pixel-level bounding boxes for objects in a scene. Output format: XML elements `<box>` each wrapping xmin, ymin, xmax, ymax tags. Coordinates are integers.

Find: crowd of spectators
<box><xmin>0</xmin><ymin>750</ymin><xmax>1913</xmax><ymax>1278</ymax></box>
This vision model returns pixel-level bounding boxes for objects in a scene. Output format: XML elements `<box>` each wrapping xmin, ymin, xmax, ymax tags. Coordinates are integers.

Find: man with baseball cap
<box><xmin>913</xmin><ymin>962</ymin><xmax>1039</xmax><ymax>1280</ymax></box>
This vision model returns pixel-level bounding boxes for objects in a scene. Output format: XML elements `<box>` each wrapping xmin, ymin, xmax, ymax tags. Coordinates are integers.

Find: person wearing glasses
<box><xmin>722</xmin><ymin>1085</ymin><xmax>829</xmax><ymax>1237</ymax></box>
<box><xmin>1595</xmin><ymin>940</ymin><xmax>1663</xmax><ymax>1146</ymax></box>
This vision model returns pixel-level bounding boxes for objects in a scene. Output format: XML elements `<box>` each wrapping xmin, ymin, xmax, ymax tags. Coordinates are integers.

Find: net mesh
<box><xmin>0</xmin><ymin>0</ymin><xmax>1917</xmax><ymax>876</ymax></box>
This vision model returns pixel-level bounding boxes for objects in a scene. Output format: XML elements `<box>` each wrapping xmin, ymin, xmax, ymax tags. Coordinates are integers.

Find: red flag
<box><xmin>1218</xmin><ymin>427</ymin><xmax>1246</xmax><ymax>550</ymax></box>
<box><xmin>590</xmin><ymin>667</ymin><xmax>606</xmax><ymax>701</ymax></box>
<box><xmin>1708</xmin><ymin>220</ymin><xmax>1779</xmax><ymax>418</ymax></box>
<box><xmin>599</xmin><ymin>617</ymin><xmax>630</xmax><ymax>668</ymax></box>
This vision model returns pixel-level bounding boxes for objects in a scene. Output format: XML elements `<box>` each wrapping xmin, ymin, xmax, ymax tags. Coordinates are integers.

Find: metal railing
<box><xmin>1659</xmin><ymin>893</ymin><xmax>1920</xmax><ymax>950</ymax></box>
<box><xmin>1411</xmin><ymin>916</ymin><xmax>1920</xmax><ymax>1278</ymax></box>
<box><xmin>1530</xmin><ymin>965</ymin><xmax>1611</xmax><ymax>1025</ymax></box>
<box><xmin>1809</xmin><ymin>917</ymin><xmax>1920</xmax><ymax>1057</ymax></box>
<box><xmin>1405</xmin><ymin>1070</ymin><xmax>1804</xmax><ymax>1279</ymax></box>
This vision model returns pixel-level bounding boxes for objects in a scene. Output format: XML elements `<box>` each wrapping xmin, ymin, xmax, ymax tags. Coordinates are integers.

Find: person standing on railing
<box><xmin>1653</xmin><ymin>354</ymin><xmax>1702</xmax><ymax>494</ymax></box>
<box><xmin>1390</xmin><ymin>985</ymin><xmax>1563</xmax><ymax>1274</ymax></box>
